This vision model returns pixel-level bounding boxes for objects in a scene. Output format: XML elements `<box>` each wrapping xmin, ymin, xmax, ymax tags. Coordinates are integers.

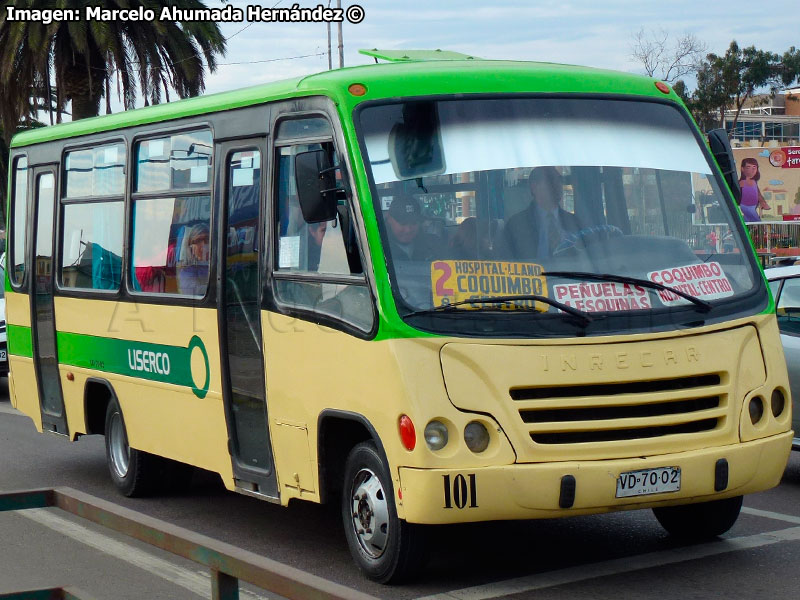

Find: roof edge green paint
<box><xmin>11</xmin><ymin>59</ymin><xmax>674</xmax><ymax>149</ymax></box>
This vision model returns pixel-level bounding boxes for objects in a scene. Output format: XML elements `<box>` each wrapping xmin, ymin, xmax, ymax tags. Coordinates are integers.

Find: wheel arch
<box><xmin>317</xmin><ymin>409</ymin><xmax>387</xmax><ymax>505</ymax></box>
<box><xmin>84</xmin><ymin>378</ymin><xmax>119</xmax><ymax>435</ymax></box>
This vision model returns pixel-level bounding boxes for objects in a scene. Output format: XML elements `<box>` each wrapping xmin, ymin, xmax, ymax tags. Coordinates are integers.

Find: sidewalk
<box><xmin>0</xmin><ymin>399</ymin><xmax>270</xmax><ymax>600</ymax></box>
<box><xmin>0</xmin><ymin>508</ymin><xmax>216</xmax><ymax>600</ymax></box>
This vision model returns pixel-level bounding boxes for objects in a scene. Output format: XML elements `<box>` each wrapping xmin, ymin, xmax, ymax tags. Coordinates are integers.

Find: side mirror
<box><xmin>295</xmin><ymin>150</ymin><xmax>338</xmax><ymax>223</ymax></box>
<box><xmin>707</xmin><ymin>129</ymin><xmax>741</xmax><ymax>202</ymax></box>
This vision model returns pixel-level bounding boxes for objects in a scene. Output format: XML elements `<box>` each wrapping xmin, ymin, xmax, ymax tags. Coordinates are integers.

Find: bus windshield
<box><xmin>358</xmin><ymin>97</ymin><xmax>763</xmax><ymax>335</ymax></box>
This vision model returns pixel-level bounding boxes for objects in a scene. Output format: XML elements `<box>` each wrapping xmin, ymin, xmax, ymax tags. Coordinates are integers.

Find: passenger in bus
<box><xmin>449</xmin><ymin>217</ymin><xmax>498</xmax><ymax>259</ymax></box>
<box><xmin>176</xmin><ymin>223</ymin><xmax>210</xmax><ymax>296</ymax></box>
<box><xmin>307</xmin><ymin>221</ymin><xmax>328</xmax><ymax>271</ymax></box>
<box><xmin>501</xmin><ymin>166</ymin><xmax>578</xmax><ymax>259</ymax></box>
<box><xmin>385</xmin><ymin>195</ymin><xmax>441</xmax><ymax>261</ymax></box>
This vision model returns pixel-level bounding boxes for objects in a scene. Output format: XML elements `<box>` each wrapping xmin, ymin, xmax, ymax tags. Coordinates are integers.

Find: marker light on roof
<box><xmin>348</xmin><ymin>83</ymin><xmax>367</xmax><ymax>96</ymax></box>
<box><xmin>655</xmin><ymin>81</ymin><xmax>671</xmax><ymax>94</ymax></box>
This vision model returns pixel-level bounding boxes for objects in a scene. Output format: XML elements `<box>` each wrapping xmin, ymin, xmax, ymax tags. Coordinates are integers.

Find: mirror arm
<box><xmin>319</xmin><ymin>165</ymin><xmax>339</xmax><ymax>175</ymax></box>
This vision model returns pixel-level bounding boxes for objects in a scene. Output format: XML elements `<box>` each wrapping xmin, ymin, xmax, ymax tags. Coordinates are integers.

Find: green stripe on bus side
<box><xmin>7</xmin><ymin>325</ymin><xmax>33</xmax><ymax>358</ymax></box>
<box><xmin>55</xmin><ymin>332</ymin><xmax>210</xmax><ymax>399</ymax></box>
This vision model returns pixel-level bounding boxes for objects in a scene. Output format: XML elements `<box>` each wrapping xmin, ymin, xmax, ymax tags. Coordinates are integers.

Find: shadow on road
<box><xmin>780</xmin><ymin>450</ymin><xmax>800</xmax><ymax>487</ymax></box>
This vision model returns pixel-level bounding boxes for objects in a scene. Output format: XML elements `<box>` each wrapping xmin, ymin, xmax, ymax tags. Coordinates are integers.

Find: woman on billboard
<box><xmin>738</xmin><ymin>157</ymin><xmax>770</xmax><ymax>222</ymax></box>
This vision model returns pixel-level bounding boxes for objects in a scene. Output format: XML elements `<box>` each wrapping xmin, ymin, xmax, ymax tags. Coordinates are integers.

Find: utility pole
<box><xmin>337</xmin><ymin>0</ymin><xmax>344</xmax><ymax>68</ymax></box>
<box><xmin>327</xmin><ymin>1</ymin><xmax>332</xmax><ymax>69</ymax></box>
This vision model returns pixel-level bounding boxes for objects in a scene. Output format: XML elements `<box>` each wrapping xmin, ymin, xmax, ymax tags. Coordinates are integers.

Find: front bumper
<box><xmin>397</xmin><ymin>431</ymin><xmax>792</xmax><ymax>524</ymax></box>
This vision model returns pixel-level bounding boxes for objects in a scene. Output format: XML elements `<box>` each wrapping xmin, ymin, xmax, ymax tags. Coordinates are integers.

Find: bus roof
<box><xmin>11</xmin><ymin>57</ymin><xmax>675</xmax><ymax>149</ymax></box>
<box><xmin>358</xmin><ymin>48</ymin><xmax>482</xmax><ymax>62</ymax></box>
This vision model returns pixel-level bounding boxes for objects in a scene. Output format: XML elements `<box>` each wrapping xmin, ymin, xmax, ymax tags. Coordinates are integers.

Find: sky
<box><xmin>190</xmin><ymin>0</ymin><xmax>800</xmax><ymax>100</ymax></box>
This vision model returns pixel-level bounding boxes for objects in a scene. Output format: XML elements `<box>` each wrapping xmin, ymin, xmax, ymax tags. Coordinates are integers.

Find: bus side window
<box><xmin>130</xmin><ymin>130</ymin><xmax>213</xmax><ymax>297</ymax></box>
<box><xmin>275</xmin><ymin>143</ymin><xmax>359</xmax><ymax>277</ymax></box>
<box><xmin>273</xmin><ymin>122</ymin><xmax>372</xmax><ymax>332</ymax></box>
<box><xmin>9</xmin><ymin>156</ymin><xmax>29</xmax><ymax>286</ymax></box>
<box><xmin>60</xmin><ymin>143</ymin><xmax>126</xmax><ymax>291</ymax></box>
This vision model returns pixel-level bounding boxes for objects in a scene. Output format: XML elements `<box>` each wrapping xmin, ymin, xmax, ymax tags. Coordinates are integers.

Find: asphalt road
<box><xmin>2</xmin><ymin>381</ymin><xmax>800</xmax><ymax>599</ymax></box>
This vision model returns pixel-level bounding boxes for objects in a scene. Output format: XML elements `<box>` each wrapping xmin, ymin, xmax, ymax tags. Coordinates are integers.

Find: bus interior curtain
<box><xmin>92</xmin><ymin>244</ymin><xmax>121</xmax><ymax>289</ymax></box>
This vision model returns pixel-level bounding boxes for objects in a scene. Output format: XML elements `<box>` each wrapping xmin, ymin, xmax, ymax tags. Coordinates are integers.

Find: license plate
<box><xmin>0</xmin><ymin>350</ymin><xmax>6</xmax><ymax>361</ymax></box>
<box><xmin>616</xmin><ymin>466</ymin><xmax>681</xmax><ymax>498</ymax></box>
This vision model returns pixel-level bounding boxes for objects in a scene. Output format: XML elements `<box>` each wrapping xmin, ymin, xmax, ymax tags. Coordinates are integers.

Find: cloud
<box><xmin>100</xmin><ymin>0</ymin><xmax>800</xmax><ymax>110</ymax></box>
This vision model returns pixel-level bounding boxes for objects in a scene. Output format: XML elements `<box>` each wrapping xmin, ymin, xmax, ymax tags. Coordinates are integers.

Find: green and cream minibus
<box><xmin>5</xmin><ymin>50</ymin><xmax>792</xmax><ymax>582</ymax></box>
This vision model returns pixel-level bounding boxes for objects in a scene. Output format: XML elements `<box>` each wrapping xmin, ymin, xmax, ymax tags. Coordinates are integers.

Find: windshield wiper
<box><xmin>544</xmin><ymin>271</ymin><xmax>713</xmax><ymax>312</ymax></box>
<box><xmin>404</xmin><ymin>295</ymin><xmax>593</xmax><ymax>327</ymax></box>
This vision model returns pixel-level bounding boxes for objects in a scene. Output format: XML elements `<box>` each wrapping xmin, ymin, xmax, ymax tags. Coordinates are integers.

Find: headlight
<box><xmin>771</xmin><ymin>389</ymin><xmax>786</xmax><ymax>418</ymax></box>
<box><xmin>748</xmin><ymin>396</ymin><xmax>764</xmax><ymax>424</ymax></box>
<box><xmin>464</xmin><ymin>421</ymin><xmax>490</xmax><ymax>453</ymax></box>
<box><xmin>424</xmin><ymin>420</ymin><xmax>449</xmax><ymax>451</ymax></box>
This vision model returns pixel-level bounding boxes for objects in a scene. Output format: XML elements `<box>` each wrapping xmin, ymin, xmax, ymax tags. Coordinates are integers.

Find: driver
<box><xmin>384</xmin><ymin>195</ymin><xmax>441</xmax><ymax>261</ymax></box>
<box><xmin>502</xmin><ymin>166</ymin><xmax>578</xmax><ymax>259</ymax></box>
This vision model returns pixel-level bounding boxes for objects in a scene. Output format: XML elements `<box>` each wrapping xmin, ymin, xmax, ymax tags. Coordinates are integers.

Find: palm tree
<box><xmin>0</xmin><ymin>0</ymin><xmax>226</xmax><ymax>122</ymax></box>
<box><xmin>0</xmin><ymin>111</ymin><xmax>46</xmax><ymax>224</ymax></box>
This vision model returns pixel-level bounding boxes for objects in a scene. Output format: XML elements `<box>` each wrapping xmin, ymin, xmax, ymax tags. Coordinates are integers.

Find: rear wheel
<box><xmin>104</xmin><ymin>398</ymin><xmax>161</xmax><ymax>497</ymax></box>
<box><xmin>341</xmin><ymin>441</ymin><xmax>427</xmax><ymax>583</ymax></box>
<box><xmin>653</xmin><ymin>496</ymin><xmax>743</xmax><ymax>539</ymax></box>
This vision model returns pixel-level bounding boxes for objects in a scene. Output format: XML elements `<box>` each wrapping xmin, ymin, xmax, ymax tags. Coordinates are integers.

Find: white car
<box><xmin>765</xmin><ymin>265</ymin><xmax>800</xmax><ymax>449</ymax></box>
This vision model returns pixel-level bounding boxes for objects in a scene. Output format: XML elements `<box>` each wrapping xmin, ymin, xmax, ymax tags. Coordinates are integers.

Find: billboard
<box><xmin>732</xmin><ymin>146</ymin><xmax>800</xmax><ymax>221</ymax></box>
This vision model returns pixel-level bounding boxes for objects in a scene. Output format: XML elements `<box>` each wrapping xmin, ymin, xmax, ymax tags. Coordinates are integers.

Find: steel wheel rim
<box><xmin>108</xmin><ymin>411</ymin><xmax>130</xmax><ymax>478</ymax></box>
<box><xmin>350</xmin><ymin>467</ymin><xmax>390</xmax><ymax>559</ymax></box>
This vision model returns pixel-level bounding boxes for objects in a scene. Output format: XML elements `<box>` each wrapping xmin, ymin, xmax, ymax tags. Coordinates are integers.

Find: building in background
<box><xmin>725</xmin><ymin>88</ymin><xmax>800</xmax><ymax>147</ymax></box>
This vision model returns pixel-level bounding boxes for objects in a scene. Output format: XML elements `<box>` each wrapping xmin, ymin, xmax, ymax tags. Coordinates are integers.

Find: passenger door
<box><xmin>30</xmin><ymin>167</ymin><xmax>68</xmax><ymax>435</ymax></box>
<box><xmin>217</xmin><ymin>140</ymin><xmax>278</xmax><ymax>498</ymax></box>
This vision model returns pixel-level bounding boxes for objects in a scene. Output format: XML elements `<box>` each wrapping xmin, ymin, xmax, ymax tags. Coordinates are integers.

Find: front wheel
<box><xmin>104</xmin><ymin>398</ymin><xmax>161</xmax><ymax>497</ymax></box>
<box><xmin>653</xmin><ymin>495</ymin><xmax>743</xmax><ymax>539</ymax></box>
<box><xmin>341</xmin><ymin>441</ymin><xmax>427</xmax><ymax>583</ymax></box>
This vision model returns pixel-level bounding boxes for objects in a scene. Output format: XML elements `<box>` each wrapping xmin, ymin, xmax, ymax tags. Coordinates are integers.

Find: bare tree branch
<box><xmin>631</xmin><ymin>29</ymin><xmax>707</xmax><ymax>82</ymax></box>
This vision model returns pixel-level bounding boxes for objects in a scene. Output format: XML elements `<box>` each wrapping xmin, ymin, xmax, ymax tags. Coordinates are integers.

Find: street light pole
<box><xmin>327</xmin><ymin>26</ymin><xmax>332</xmax><ymax>69</ymax></box>
<box><xmin>327</xmin><ymin>1</ymin><xmax>332</xmax><ymax>69</ymax></box>
<box><xmin>337</xmin><ymin>0</ymin><xmax>344</xmax><ymax>68</ymax></box>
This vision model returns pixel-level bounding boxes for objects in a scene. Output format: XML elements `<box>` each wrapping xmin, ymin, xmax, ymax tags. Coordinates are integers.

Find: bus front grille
<box><xmin>511</xmin><ymin>374</ymin><xmax>721</xmax><ymax>401</ymax></box>
<box><xmin>512</xmin><ymin>374</ymin><xmax>726</xmax><ymax>445</ymax></box>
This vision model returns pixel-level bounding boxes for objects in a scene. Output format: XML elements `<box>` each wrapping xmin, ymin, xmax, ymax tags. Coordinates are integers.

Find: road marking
<box><xmin>742</xmin><ymin>507</ymin><xmax>800</xmax><ymax>525</ymax></box>
<box><xmin>19</xmin><ymin>508</ymin><xmax>269</xmax><ymax>600</ymax></box>
<box><xmin>416</xmin><ymin>527</ymin><xmax>800</xmax><ymax>600</ymax></box>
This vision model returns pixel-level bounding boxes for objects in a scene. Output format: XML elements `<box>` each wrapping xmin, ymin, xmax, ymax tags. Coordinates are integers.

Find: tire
<box><xmin>653</xmin><ymin>495</ymin><xmax>743</xmax><ymax>539</ymax></box>
<box><xmin>104</xmin><ymin>398</ymin><xmax>161</xmax><ymax>497</ymax></box>
<box><xmin>341</xmin><ymin>441</ymin><xmax>427</xmax><ymax>583</ymax></box>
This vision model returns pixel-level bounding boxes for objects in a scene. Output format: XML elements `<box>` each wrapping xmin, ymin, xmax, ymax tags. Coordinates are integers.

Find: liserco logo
<box><xmin>54</xmin><ymin>331</ymin><xmax>211</xmax><ymax>399</ymax></box>
<box><xmin>127</xmin><ymin>348</ymin><xmax>172</xmax><ymax>375</ymax></box>
<box><xmin>187</xmin><ymin>335</ymin><xmax>210</xmax><ymax>399</ymax></box>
